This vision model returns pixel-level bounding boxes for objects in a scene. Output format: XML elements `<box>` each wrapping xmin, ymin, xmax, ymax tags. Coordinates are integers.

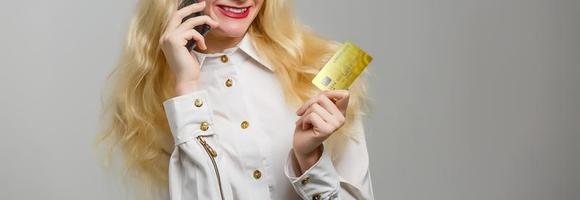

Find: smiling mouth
<box><xmin>217</xmin><ymin>5</ymin><xmax>251</xmax><ymax>19</ymax></box>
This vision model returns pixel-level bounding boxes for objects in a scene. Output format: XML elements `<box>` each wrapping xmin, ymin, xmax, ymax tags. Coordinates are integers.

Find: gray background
<box><xmin>0</xmin><ymin>0</ymin><xmax>578</xmax><ymax>199</ymax></box>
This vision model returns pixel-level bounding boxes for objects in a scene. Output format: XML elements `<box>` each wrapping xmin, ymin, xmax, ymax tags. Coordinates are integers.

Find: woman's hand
<box><xmin>293</xmin><ymin>90</ymin><xmax>350</xmax><ymax>174</ymax></box>
<box><xmin>159</xmin><ymin>1</ymin><xmax>219</xmax><ymax>96</ymax></box>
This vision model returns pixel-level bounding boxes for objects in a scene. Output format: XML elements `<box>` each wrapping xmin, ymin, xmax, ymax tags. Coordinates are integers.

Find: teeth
<box><xmin>223</xmin><ymin>6</ymin><xmax>247</xmax><ymax>14</ymax></box>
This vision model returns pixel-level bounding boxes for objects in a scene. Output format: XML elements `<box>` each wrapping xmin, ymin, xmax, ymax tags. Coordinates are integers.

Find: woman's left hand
<box><xmin>293</xmin><ymin>90</ymin><xmax>350</xmax><ymax>174</ymax></box>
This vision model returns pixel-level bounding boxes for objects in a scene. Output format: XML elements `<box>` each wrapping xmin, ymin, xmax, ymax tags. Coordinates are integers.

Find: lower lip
<box><xmin>217</xmin><ymin>6</ymin><xmax>251</xmax><ymax>19</ymax></box>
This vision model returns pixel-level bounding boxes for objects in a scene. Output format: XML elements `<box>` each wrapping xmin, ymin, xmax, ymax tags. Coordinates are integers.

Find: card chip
<box><xmin>320</xmin><ymin>76</ymin><xmax>332</xmax><ymax>86</ymax></box>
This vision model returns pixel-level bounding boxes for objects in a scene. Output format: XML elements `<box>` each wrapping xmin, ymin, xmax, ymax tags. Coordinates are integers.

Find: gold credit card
<box><xmin>312</xmin><ymin>41</ymin><xmax>373</xmax><ymax>90</ymax></box>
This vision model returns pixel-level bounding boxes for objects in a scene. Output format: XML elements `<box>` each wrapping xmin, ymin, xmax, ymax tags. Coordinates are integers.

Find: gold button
<box><xmin>240</xmin><ymin>121</ymin><xmax>249</xmax><ymax>129</ymax></box>
<box><xmin>220</xmin><ymin>55</ymin><xmax>229</xmax><ymax>63</ymax></box>
<box><xmin>312</xmin><ymin>193</ymin><xmax>321</xmax><ymax>200</ymax></box>
<box><xmin>194</xmin><ymin>98</ymin><xmax>203</xmax><ymax>107</ymax></box>
<box><xmin>225</xmin><ymin>79</ymin><xmax>233</xmax><ymax>87</ymax></box>
<box><xmin>253</xmin><ymin>170</ymin><xmax>262</xmax><ymax>179</ymax></box>
<box><xmin>200</xmin><ymin>121</ymin><xmax>209</xmax><ymax>131</ymax></box>
<box><xmin>301</xmin><ymin>176</ymin><xmax>311</xmax><ymax>185</ymax></box>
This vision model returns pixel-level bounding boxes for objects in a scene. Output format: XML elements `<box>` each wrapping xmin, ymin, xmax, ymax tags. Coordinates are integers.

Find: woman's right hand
<box><xmin>159</xmin><ymin>1</ymin><xmax>219</xmax><ymax>96</ymax></box>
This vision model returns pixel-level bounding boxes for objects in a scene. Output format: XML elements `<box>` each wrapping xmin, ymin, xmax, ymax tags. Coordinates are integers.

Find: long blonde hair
<box><xmin>97</xmin><ymin>0</ymin><xmax>368</xmax><ymax>196</ymax></box>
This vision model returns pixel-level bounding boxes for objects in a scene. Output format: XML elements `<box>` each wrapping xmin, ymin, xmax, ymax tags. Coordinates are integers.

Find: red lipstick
<box><xmin>217</xmin><ymin>5</ymin><xmax>251</xmax><ymax>19</ymax></box>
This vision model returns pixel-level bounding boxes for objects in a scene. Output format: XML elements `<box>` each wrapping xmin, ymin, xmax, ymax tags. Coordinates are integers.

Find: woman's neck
<box><xmin>195</xmin><ymin>33</ymin><xmax>244</xmax><ymax>54</ymax></box>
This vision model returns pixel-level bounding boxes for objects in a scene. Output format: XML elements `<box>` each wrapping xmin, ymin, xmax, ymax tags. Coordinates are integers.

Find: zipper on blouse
<box><xmin>197</xmin><ymin>135</ymin><xmax>225</xmax><ymax>200</ymax></box>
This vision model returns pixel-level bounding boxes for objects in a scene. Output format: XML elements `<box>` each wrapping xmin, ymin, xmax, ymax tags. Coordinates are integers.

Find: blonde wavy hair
<box><xmin>97</xmin><ymin>0</ymin><xmax>368</xmax><ymax>197</ymax></box>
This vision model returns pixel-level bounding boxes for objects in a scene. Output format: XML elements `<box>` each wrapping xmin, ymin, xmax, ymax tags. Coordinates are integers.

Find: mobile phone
<box><xmin>179</xmin><ymin>0</ymin><xmax>211</xmax><ymax>51</ymax></box>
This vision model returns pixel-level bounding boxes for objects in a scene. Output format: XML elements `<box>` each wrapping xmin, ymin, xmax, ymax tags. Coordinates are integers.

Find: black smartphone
<box><xmin>179</xmin><ymin>0</ymin><xmax>211</xmax><ymax>51</ymax></box>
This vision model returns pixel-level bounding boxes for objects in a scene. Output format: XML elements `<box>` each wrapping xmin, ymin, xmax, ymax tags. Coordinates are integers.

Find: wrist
<box><xmin>294</xmin><ymin>145</ymin><xmax>323</xmax><ymax>175</ymax></box>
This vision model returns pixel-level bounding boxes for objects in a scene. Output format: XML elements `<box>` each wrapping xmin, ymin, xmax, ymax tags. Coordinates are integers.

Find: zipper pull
<box><xmin>197</xmin><ymin>136</ymin><xmax>218</xmax><ymax>158</ymax></box>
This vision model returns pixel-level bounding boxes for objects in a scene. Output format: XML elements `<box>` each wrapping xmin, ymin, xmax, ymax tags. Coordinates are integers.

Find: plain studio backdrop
<box><xmin>0</xmin><ymin>0</ymin><xmax>578</xmax><ymax>199</ymax></box>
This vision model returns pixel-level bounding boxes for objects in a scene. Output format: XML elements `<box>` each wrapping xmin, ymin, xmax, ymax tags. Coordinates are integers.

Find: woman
<box><xmin>99</xmin><ymin>0</ymin><xmax>374</xmax><ymax>199</ymax></box>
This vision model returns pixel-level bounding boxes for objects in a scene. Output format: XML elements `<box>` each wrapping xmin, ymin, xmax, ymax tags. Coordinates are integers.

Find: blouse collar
<box><xmin>191</xmin><ymin>33</ymin><xmax>275</xmax><ymax>72</ymax></box>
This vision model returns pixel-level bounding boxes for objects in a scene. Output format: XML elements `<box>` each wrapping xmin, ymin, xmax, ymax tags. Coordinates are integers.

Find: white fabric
<box><xmin>163</xmin><ymin>33</ymin><xmax>374</xmax><ymax>200</ymax></box>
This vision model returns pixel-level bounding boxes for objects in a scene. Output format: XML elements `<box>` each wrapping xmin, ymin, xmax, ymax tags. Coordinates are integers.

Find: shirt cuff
<box><xmin>285</xmin><ymin>144</ymin><xmax>340</xmax><ymax>200</ymax></box>
<box><xmin>163</xmin><ymin>90</ymin><xmax>215</xmax><ymax>145</ymax></box>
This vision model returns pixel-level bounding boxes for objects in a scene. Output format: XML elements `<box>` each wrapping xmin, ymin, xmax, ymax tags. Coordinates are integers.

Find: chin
<box><xmin>212</xmin><ymin>24</ymin><xmax>250</xmax><ymax>38</ymax></box>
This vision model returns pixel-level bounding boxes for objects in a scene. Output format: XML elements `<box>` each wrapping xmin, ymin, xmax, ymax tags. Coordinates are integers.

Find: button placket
<box><xmin>214</xmin><ymin>54</ymin><xmax>266</xmax><ymax>185</ymax></box>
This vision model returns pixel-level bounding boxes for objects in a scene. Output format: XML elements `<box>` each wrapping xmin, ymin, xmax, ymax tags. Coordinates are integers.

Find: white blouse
<box><xmin>162</xmin><ymin>33</ymin><xmax>374</xmax><ymax>200</ymax></box>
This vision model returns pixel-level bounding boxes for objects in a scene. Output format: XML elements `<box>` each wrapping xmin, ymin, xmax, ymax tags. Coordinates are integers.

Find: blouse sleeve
<box><xmin>284</xmin><ymin>115</ymin><xmax>375</xmax><ymax>200</ymax></box>
<box><xmin>163</xmin><ymin>90</ymin><xmax>228</xmax><ymax>200</ymax></box>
